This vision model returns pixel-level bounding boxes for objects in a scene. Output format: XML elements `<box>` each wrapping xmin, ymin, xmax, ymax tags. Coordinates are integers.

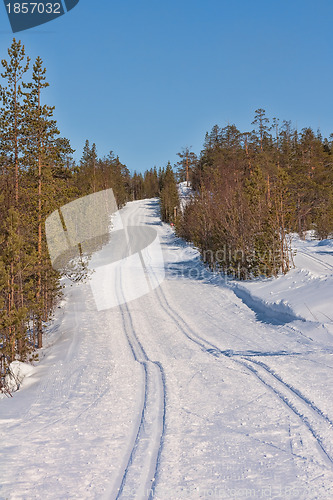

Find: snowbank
<box><xmin>228</xmin><ymin>235</ymin><xmax>333</xmax><ymax>343</ymax></box>
<box><xmin>4</xmin><ymin>361</ymin><xmax>34</xmax><ymax>393</ymax></box>
<box><xmin>177</xmin><ymin>181</ymin><xmax>193</xmax><ymax>212</ymax></box>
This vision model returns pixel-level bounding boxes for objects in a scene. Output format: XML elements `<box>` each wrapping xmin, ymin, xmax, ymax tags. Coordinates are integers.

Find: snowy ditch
<box><xmin>229</xmin><ymin>284</ymin><xmax>305</xmax><ymax>325</ymax></box>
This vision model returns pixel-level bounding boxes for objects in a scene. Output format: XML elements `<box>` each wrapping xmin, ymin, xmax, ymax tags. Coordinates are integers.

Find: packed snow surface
<box><xmin>1</xmin><ymin>199</ymin><xmax>333</xmax><ymax>499</ymax></box>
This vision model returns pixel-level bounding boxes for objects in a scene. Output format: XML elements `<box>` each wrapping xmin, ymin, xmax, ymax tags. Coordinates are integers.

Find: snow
<box><xmin>1</xmin><ymin>198</ymin><xmax>333</xmax><ymax>499</ymax></box>
<box><xmin>3</xmin><ymin>361</ymin><xmax>35</xmax><ymax>394</ymax></box>
<box><xmin>177</xmin><ymin>181</ymin><xmax>193</xmax><ymax>212</ymax></box>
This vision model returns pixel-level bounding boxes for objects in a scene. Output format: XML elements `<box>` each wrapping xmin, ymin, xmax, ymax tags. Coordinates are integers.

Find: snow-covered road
<box><xmin>1</xmin><ymin>198</ymin><xmax>333</xmax><ymax>499</ymax></box>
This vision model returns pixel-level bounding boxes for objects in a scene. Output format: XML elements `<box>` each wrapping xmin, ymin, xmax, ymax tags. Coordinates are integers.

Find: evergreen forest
<box><xmin>175</xmin><ymin>110</ymin><xmax>333</xmax><ymax>279</ymax></box>
<box><xmin>0</xmin><ymin>39</ymin><xmax>168</xmax><ymax>391</ymax></box>
<box><xmin>1</xmin><ymin>39</ymin><xmax>333</xmax><ymax>392</ymax></box>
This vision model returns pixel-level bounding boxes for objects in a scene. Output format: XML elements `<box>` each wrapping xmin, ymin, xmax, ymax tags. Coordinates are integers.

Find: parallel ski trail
<box><xmin>244</xmin><ymin>358</ymin><xmax>333</xmax><ymax>427</ymax></box>
<box><xmin>239</xmin><ymin>357</ymin><xmax>333</xmax><ymax>466</ymax></box>
<box><xmin>154</xmin><ymin>279</ymin><xmax>333</xmax><ymax>470</ymax></box>
<box><xmin>297</xmin><ymin>250</ymin><xmax>333</xmax><ymax>272</ymax></box>
<box><xmin>105</xmin><ymin>211</ymin><xmax>166</xmax><ymax>500</ymax></box>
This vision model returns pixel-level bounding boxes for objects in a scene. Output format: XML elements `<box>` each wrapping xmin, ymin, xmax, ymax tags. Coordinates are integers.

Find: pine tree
<box><xmin>79</xmin><ymin>141</ymin><xmax>98</xmax><ymax>193</ymax></box>
<box><xmin>143</xmin><ymin>167</ymin><xmax>159</xmax><ymax>198</ymax></box>
<box><xmin>0</xmin><ymin>208</ymin><xmax>30</xmax><ymax>364</ymax></box>
<box><xmin>252</xmin><ymin>108</ymin><xmax>270</xmax><ymax>152</ymax></box>
<box><xmin>22</xmin><ymin>56</ymin><xmax>61</xmax><ymax>348</ymax></box>
<box><xmin>0</xmin><ymin>40</ymin><xmax>31</xmax><ymax>379</ymax></box>
<box><xmin>160</xmin><ymin>162</ymin><xmax>179</xmax><ymax>223</ymax></box>
<box><xmin>179</xmin><ymin>113</ymin><xmax>299</xmax><ymax>279</ymax></box>
<box><xmin>0</xmin><ymin>38</ymin><xmax>30</xmax><ymax>207</ymax></box>
<box><xmin>174</xmin><ymin>147</ymin><xmax>197</xmax><ymax>185</ymax></box>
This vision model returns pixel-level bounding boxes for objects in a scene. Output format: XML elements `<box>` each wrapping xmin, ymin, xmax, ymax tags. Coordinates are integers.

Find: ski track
<box><xmin>104</xmin><ymin>209</ymin><xmax>166</xmax><ymax>500</ymax></box>
<box><xmin>154</xmin><ymin>284</ymin><xmax>221</xmax><ymax>356</ymax></box>
<box><xmin>238</xmin><ymin>358</ymin><xmax>333</xmax><ymax>467</ymax></box>
<box><xmin>2</xmin><ymin>199</ymin><xmax>333</xmax><ymax>499</ymax></box>
<box><xmin>154</xmin><ymin>274</ymin><xmax>333</xmax><ymax>474</ymax></box>
<box><xmin>18</xmin><ymin>298</ymin><xmax>85</xmax><ymax>429</ymax></box>
<box><xmin>297</xmin><ymin>249</ymin><xmax>333</xmax><ymax>273</ymax></box>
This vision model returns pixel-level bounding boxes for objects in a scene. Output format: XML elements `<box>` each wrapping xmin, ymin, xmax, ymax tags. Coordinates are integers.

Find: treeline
<box><xmin>131</xmin><ymin>162</ymin><xmax>180</xmax><ymax>223</ymax></box>
<box><xmin>0</xmin><ymin>40</ymin><xmax>133</xmax><ymax>390</ymax></box>
<box><xmin>175</xmin><ymin>109</ymin><xmax>333</xmax><ymax>278</ymax></box>
<box><xmin>77</xmin><ymin>140</ymin><xmax>131</xmax><ymax>208</ymax></box>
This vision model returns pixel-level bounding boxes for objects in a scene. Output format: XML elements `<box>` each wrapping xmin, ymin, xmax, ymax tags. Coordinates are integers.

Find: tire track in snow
<box><xmin>104</xmin><ymin>264</ymin><xmax>166</xmax><ymax>499</ymax></box>
<box><xmin>153</xmin><ymin>281</ymin><xmax>333</xmax><ymax>469</ymax></box>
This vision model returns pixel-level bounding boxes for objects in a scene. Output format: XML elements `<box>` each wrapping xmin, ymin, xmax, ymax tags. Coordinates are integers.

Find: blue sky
<box><xmin>1</xmin><ymin>0</ymin><xmax>333</xmax><ymax>173</ymax></box>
